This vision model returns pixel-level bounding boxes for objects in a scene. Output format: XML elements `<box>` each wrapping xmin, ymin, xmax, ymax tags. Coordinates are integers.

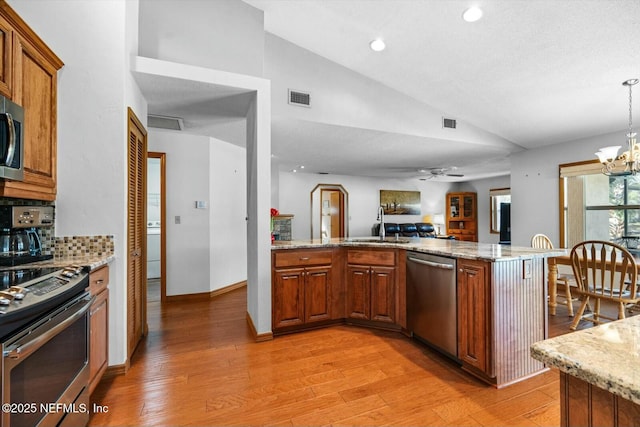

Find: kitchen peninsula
<box><xmin>272</xmin><ymin>237</ymin><xmax>564</xmax><ymax>388</ymax></box>
<box><xmin>531</xmin><ymin>317</ymin><xmax>640</xmax><ymax>426</ymax></box>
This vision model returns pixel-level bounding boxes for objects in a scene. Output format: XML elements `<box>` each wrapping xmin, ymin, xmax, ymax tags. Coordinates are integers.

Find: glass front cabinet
<box><xmin>446</xmin><ymin>192</ymin><xmax>478</xmax><ymax>241</ymax></box>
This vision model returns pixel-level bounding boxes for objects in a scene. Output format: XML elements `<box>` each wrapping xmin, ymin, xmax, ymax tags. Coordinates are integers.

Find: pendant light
<box><xmin>596</xmin><ymin>78</ymin><xmax>639</xmax><ymax>176</ymax></box>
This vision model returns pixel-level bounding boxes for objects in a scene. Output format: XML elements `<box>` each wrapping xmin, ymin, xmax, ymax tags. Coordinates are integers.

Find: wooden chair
<box><xmin>531</xmin><ymin>234</ymin><xmax>576</xmax><ymax>316</ymax></box>
<box><xmin>569</xmin><ymin>240</ymin><xmax>639</xmax><ymax>330</ymax></box>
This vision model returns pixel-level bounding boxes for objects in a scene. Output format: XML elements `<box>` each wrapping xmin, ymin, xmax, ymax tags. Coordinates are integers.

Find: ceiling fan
<box><xmin>418</xmin><ymin>167</ymin><xmax>464</xmax><ymax>180</ymax></box>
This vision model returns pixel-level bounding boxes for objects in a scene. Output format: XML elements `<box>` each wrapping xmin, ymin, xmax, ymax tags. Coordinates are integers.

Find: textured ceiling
<box><xmin>246</xmin><ymin>0</ymin><xmax>640</xmax><ymax>148</ymax></box>
<box><xmin>140</xmin><ymin>0</ymin><xmax>640</xmax><ymax>181</ymax></box>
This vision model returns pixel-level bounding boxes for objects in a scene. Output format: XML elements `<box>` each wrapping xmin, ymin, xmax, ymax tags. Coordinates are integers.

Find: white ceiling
<box><xmin>142</xmin><ymin>0</ymin><xmax>640</xmax><ymax>181</ymax></box>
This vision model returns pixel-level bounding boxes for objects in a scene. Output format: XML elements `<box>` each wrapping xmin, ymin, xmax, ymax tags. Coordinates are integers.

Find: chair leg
<box><xmin>593</xmin><ymin>298</ymin><xmax>601</xmax><ymax>323</ymax></box>
<box><xmin>570</xmin><ymin>296</ymin><xmax>590</xmax><ymax>330</ymax></box>
<box><xmin>564</xmin><ymin>284</ymin><xmax>574</xmax><ymax>317</ymax></box>
<box><xmin>618</xmin><ymin>302</ymin><xmax>626</xmax><ymax>320</ymax></box>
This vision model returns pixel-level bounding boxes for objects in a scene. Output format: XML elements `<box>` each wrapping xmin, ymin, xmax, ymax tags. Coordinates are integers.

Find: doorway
<box><xmin>310</xmin><ymin>184</ymin><xmax>349</xmax><ymax>239</ymax></box>
<box><xmin>320</xmin><ymin>189</ymin><xmax>344</xmax><ymax>238</ymax></box>
<box><xmin>147</xmin><ymin>152</ymin><xmax>166</xmax><ymax>303</ymax></box>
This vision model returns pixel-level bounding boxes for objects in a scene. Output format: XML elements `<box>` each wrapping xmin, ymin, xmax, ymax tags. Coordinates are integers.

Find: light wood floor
<box><xmin>89</xmin><ymin>289</ymin><xmax>583</xmax><ymax>427</ymax></box>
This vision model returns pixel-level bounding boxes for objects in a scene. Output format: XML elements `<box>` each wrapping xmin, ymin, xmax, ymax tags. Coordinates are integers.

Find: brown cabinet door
<box><xmin>370</xmin><ymin>266</ymin><xmax>395</xmax><ymax>323</ymax></box>
<box><xmin>273</xmin><ymin>268</ymin><xmax>305</xmax><ymax>328</ymax></box>
<box><xmin>457</xmin><ymin>259</ymin><xmax>490</xmax><ymax>373</ymax></box>
<box><xmin>304</xmin><ymin>265</ymin><xmax>332</xmax><ymax>323</ymax></box>
<box><xmin>0</xmin><ymin>14</ymin><xmax>11</xmax><ymax>98</ymax></box>
<box><xmin>13</xmin><ymin>32</ymin><xmax>57</xmax><ymax>191</ymax></box>
<box><xmin>89</xmin><ymin>288</ymin><xmax>109</xmax><ymax>395</ymax></box>
<box><xmin>346</xmin><ymin>265</ymin><xmax>371</xmax><ymax>320</ymax></box>
<box><xmin>462</xmin><ymin>194</ymin><xmax>476</xmax><ymax>219</ymax></box>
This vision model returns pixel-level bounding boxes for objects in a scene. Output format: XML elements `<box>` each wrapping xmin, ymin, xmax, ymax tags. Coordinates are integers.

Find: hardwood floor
<box><xmin>89</xmin><ymin>289</ymin><xmax>583</xmax><ymax>427</ymax></box>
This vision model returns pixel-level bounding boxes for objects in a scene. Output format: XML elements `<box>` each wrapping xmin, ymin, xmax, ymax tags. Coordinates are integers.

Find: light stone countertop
<box><xmin>530</xmin><ymin>316</ymin><xmax>640</xmax><ymax>405</ymax></box>
<box><xmin>272</xmin><ymin>237</ymin><xmax>565</xmax><ymax>262</ymax></box>
<box><xmin>4</xmin><ymin>254</ymin><xmax>115</xmax><ymax>272</ymax></box>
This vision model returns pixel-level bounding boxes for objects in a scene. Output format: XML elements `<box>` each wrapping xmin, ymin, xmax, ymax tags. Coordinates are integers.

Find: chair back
<box><xmin>570</xmin><ymin>240</ymin><xmax>638</xmax><ymax>302</ymax></box>
<box><xmin>531</xmin><ymin>234</ymin><xmax>553</xmax><ymax>249</ymax></box>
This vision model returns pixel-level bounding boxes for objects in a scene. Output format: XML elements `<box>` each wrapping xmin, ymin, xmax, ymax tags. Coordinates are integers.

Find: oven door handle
<box><xmin>4</xmin><ymin>294</ymin><xmax>91</xmax><ymax>360</ymax></box>
<box><xmin>3</xmin><ymin>112</ymin><xmax>15</xmax><ymax>166</ymax></box>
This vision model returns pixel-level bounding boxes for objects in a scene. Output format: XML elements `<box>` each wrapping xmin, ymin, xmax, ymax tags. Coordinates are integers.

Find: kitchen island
<box><xmin>272</xmin><ymin>237</ymin><xmax>564</xmax><ymax>387</ymax></box>
<box><xmin>531</xmin><ymin>317</ymin><xmax>640</xmax><ymax>426</ymax></box>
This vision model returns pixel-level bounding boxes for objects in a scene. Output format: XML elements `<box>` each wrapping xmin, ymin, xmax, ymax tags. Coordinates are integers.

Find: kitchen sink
<box><xmin>344</xmin><ymin>237</ymin><xmax>413</xmax><ymax>244</ymax></box>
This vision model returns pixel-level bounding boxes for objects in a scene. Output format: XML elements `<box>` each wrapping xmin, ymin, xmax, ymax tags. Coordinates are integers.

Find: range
<box><xmin>0</xmin><ymin>260</ymin><xmax>91</xmax><ymax>426</ymax></box>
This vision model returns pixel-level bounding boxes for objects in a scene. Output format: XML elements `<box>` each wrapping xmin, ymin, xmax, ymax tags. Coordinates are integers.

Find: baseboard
<box><xmin>210</xmin><ymin>280</ymin><xmax>247</xmax><ymax>298</ymax></box>
<box><xmin>165</xmin><ymin>280</ymin><xmax>247</xmax><ymax>302</ymax></box>
<box><xmin>246</xmin><ymin>311</ymin><xmax>273</xmax><ymax>342</ymax></box>
<box><xmin>103</xmin><ymin>361</ymin><xmax>128</xmax><ymax>378</ymax></box>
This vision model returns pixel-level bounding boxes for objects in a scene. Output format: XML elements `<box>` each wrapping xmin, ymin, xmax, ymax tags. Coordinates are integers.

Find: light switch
<box><xmin>195</xmin><ymin>201</ymin><xmax>208</xmax><ymax>209</ymax></box>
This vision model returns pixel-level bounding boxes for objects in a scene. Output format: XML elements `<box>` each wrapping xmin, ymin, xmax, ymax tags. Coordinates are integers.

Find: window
<box><xmin>584</xmin><ymin>174</ymin><xmax>640</xmax><ymax>243</ymax></box>
<box><xmin>489</xmin><ymin>188</ymin><xmax>511</xmax><ymax>234</ymax></box>
<box><xmin>560</xmin><ymin>160</ymin><xmax>640</xmax><ymax>249</ymax></box>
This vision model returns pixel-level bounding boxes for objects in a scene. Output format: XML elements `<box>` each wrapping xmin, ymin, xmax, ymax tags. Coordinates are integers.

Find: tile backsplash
<box><xmin>54</xmin><ymin>235</ymin><xmax>114</xmax><ymax>258</ymax></box>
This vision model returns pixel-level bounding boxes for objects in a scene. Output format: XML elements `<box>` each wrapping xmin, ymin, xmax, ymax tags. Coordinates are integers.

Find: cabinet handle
<box><xmin>299</xmin><ymin>257</ymin><xmax>310</xmax><ymax>261</ymax></box>
<box><xmin>95</xmin><ymin>279</ymin><xmax>104</xmax><ymax>285</ymax></box>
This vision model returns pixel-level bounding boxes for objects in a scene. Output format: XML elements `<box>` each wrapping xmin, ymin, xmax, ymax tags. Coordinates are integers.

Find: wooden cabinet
<box><xmin>0</xmin><ymin>2</ymin><xmax>63</xmax><ymax>201</ymax></box>
<box><xmin>457</xmin><ymin>258</ymin><xmax>491</xmax><ymax>376</ymax></box>
<box><xmin>0</xmin><ymin>13</ymin><xmax>12</xmax><ymax>98</ymax></box>
<box><xmin>272</xmin><ymin>249</ymin><xmax>334</xmax><ymax>330</ymax></box>
<box><xmin>560</xmin><ymin>372</ymin><xmax>640</xmax><ymax>427</ymax></box>
<box><xmin>346</xmin><ymin>249</ymin><xmax>396</xmax><ymax>324</ymax></box>
<box><xmin>89</xmin><ymin>265</ymin><xmax>109</xmax><ymax>395</ymax></box>
<box><xmin>446</xmin><ymin>192</ymin><xmax>477</xmax><ymax>241</ymax></box>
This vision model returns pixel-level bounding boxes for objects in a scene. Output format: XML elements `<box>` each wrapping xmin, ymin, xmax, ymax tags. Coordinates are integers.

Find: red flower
<box><xmin>270</xmin><ymin>208</ymin><xmax>279</xmax><ymax>217</ymax></box>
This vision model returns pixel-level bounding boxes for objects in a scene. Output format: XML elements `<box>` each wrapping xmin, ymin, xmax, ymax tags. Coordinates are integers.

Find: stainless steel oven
<box><xmin>0</xmin><ymin>266</ymin><xmax>90</xmax><ymax>427</ymax></box>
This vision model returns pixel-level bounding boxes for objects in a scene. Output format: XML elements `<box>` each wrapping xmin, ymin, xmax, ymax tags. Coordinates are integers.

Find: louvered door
<box><xmin>127</xmin><ymin>107</ymin><xmax>147</xmax><ymax>360</ymax></box>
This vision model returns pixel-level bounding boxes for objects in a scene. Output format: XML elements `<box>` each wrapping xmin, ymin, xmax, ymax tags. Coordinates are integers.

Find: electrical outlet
<box><xmin>175</xmin><ymin>215</ymin><xmax>181</xmax><ymax>225</ymax></box>
<box><xmin>523</xmin><ymin>259</ymin><xmax>532</xmax><ymax>279</ymax></box>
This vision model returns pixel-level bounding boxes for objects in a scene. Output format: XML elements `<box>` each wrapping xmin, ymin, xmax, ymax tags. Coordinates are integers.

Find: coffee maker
<box><xmin>0</xmin><ymin>205</ymin><xmax>53</xmax><ymax>266</ymax></box>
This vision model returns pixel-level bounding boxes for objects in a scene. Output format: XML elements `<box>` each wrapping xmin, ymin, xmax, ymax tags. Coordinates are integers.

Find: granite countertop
<box><xmin>531</xmin><ymin>316</ymin><xmax>640</xmax><ymax>404</ymax></box>
<box><xmin>272</xmin><ymin>237</ymin><xmax>565</xmax><ymax>262</ymax></box>
<box><xmin>4</xmin><ymin>254</ymin><xmax>115</xmax><ymax>272</ymax></box>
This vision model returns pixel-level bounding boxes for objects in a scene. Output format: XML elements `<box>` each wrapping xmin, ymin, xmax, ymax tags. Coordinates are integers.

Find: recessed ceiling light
<box><xmin>369</xmin><ymin>38</ymin><xmax>386</xmax><ymax>52</ymax></box>
<box><xmin>462</xmin><ymin>6</ymin><xmax>483</xmax><ymax>22</ymax></box>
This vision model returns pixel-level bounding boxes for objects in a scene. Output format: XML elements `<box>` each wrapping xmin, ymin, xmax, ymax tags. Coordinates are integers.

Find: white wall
<box><xmin>148</xmin><ymin>130</ymin><xmax>211</xmax><ymax>296</ymax></box>
<box><xmin>138</xmin><ymin>0</ymin><xmax>264</xmax><ymax>77</ymax></box>
<box><xmin>8</xmin><ymin>0</ymin><xmax>146</xmax><ymax>367</ymax></box>
<box><xmin>460</xmin><ymin>175</ymin><xmax>511</xmax><ymax>244</ymax></box>
<box><xmin>146</xmin><ymin>131</ymin><xmax>248</xmax><ymax>295</ymax></box>
<box><xmin>278</xmin><ymin>171</ymin><xmax>456</xmax><ymax>239</ymax></box>
<box><xmin>511</xmin><ymin>130</ymin><xmax>623</xmax><ymax>247</ymax></box>
<box><xmin>210</xmin><ymin>138</ymin><xmax>247</xmax><ymax>290</ymax></box>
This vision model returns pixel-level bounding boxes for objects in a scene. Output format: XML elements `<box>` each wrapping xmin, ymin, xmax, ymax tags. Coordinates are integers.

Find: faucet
<box><xmin>377</xmin><ymin>206</ymin><xmax>385</xmax><ymax>240</ymax></box>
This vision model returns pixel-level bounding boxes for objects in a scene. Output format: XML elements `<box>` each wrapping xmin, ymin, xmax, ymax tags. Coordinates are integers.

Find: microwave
<box><xmin>0</xmin><ymin>96</ymin><xmax>23</xmax><ymax>181</ymax></box>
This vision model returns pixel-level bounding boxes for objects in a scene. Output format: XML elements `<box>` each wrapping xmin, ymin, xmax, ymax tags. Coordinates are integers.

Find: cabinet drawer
<box><xmin>347</xmin><ymin>249</ymin><xmax>395</xmax><ymax>266</ymax></box>
<box><xmin>274</xmin><ymin>249</ymin><xmax>333</xmax><ymax>268</ymax></box>
<box><xmin>89</xmin><ymin>265</ymin><xmax>109</xmax><ymax>295</ymax></box>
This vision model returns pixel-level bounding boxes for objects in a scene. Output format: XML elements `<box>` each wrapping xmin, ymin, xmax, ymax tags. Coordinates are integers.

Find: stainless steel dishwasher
<box><xmin>406</xmin><ymin>251</ymin><xmax>458</xmax><ymax>359</ymax></box>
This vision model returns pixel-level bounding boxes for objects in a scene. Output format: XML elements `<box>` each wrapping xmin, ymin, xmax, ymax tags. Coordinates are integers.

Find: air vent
<box><xmin>148</xmin><ymin>114</ymin><xmax>184</xmax><ymax>131</ymax></box>
<box><xmin>288</xmin><ymin>89</ymin><xmax>311</xmax><ymax>107</ymax></box>
<box><xmin>442</xmin><ymin>117</ymin><xmax>457</xmax><ymax>129</ymax></box>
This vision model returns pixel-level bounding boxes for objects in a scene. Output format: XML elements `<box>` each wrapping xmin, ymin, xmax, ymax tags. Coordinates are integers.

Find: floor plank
<box><xmin>89</xmin><ymin>286</ymin><xmax>585</xmax><ymax>426</ymax></box>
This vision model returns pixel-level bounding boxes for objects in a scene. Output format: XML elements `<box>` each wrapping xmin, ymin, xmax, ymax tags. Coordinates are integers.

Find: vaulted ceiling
<box><xmin>140</xmin><ymin>0</ymin><xmax>640</xmax><ymax>181</ymax></box>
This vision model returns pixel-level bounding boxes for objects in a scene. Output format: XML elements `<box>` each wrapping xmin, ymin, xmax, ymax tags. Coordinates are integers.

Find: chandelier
<box><xmin>595</xmin><ymin>78</ymin><xmax>639</xmax><ymax>176</ymax></box>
